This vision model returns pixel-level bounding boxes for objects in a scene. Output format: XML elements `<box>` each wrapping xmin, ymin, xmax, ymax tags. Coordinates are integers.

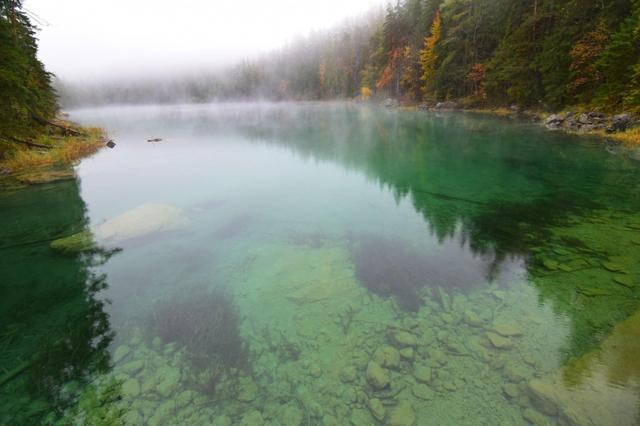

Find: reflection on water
<box><xmin>1</xmin><ymin>103</ymin><xmax>639</xmax><ymax>424</ymax></box>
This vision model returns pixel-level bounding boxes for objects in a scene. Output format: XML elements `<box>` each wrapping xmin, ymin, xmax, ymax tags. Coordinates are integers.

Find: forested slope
<box><xmin>57</xmin><ymin>0</ymin><xmax>639</xmax><ymax>115</ymax></box>
<box><xmin>0</xmin><ymin>0</ymin><xmax>57</xmax><ymax>156</ymax></box>
<box><xmin>233</xmin><ymin>0</ymin><xmax>640</xmax><ymax>111</ymax></box>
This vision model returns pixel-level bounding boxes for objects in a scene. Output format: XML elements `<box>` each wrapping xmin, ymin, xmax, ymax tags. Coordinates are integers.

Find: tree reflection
<box><xmin>0</xmin><ymin>180</ymin><xmax>115</xmax><ymax>424</ymax></box>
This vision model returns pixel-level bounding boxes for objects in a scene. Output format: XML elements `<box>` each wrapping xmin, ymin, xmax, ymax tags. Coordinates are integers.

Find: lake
<box><xmin>1</xmin><ymin>102</ymin><xmax>639</xmax><ymax>425</ymax></box>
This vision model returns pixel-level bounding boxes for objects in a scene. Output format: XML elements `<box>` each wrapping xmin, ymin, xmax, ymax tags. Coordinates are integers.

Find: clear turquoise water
<box><xmin>1</xmin><ymin>103</ymin><xmax>639</xmax><ymax>425</ymax></box>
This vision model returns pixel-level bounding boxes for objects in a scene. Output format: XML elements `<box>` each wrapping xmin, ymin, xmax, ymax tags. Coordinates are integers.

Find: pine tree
<box><xmin>0</xmin><ymin>0</ymin><xmax>57</xmax><ymax>148</ymax></box>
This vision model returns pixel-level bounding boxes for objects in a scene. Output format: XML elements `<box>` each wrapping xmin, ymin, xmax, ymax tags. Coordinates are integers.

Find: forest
<box><xmin>58</xmin><ymin>0</ymin><xmax>640</xmax><ymax>113</ymax></box>
<box><xmin>0</xmin><ymin>0</ymin><xmax>57</xmax><ymax>147</ymax></box>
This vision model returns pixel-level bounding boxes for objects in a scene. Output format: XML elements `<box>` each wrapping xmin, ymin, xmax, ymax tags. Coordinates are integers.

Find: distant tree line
<box><xmin>0</xmin><ymin>0</ymin><xmax>57</xmax><ymax>147</ymax></box>
<box><xmin>59</xmin><ymin>0</ymin><xmax>639</xmax><ymax>112</ymax></box>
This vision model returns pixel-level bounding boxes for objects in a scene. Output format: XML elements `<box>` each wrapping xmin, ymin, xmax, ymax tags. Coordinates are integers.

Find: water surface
<box><xmin>1</xmin><ymin>103</ymin><xmax>639</xmax><ymax>425</ymax></box>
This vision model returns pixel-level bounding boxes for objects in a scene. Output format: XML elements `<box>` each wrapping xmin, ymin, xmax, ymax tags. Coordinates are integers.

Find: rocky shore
<box><xmin>383</xmin><ymin>98</ymin><xmax>639</xmax><ymax>143</ymax></box>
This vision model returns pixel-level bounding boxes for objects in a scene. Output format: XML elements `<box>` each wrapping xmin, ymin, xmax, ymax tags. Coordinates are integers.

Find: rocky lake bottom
<box><xmin>0</xmin><ymin>103</ymin><xmax>639</xmax><ymax>425</ymax></box>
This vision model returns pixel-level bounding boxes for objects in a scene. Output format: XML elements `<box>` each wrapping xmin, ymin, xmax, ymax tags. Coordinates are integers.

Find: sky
<box><xmin>26</xmin><ymin>0</ymin><xmax>386</xmax><ymax>83</ymax></box>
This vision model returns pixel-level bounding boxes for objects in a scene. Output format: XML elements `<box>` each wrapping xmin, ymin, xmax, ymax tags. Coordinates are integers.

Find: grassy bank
<box><xmin>0</xmin><ymin>120</ymin><xmax>106</xmax><ymax>188</ymax></box>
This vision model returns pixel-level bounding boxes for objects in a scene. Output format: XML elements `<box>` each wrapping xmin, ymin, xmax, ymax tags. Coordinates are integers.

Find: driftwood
<box><xmin>7</xmin><ymin>136</ymin><xmax>51</xmax><ymax>150</ymax></box>
<box><xmin>32</xmin><ymin>115</ymin><xmax>84</xmax><ymax>136</ymax></box>
<box><xmin>147</xmin><ymin>138</ymin><xmax>163</xmax><ymax>143</ymax></box>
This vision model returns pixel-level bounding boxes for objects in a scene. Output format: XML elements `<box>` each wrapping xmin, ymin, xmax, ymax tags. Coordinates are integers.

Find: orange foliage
<box><xmin>568</xmin><ymin>21</ymin><xmax>609</xmax><ymax>93</ymax></box>
<box><xmin>467</xmin><ymin>63</ymin><xmax>487</xmax><ymax>99</ymax></box>
<box><xmin>376</xmin><ymin>47</ymin><xmax>404</xmax><ymax>90</ymax></box>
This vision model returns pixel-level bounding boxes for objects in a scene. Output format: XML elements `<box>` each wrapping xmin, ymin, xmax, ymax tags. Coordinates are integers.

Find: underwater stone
<box><xmin>527</xmin><ymin>380</ymin><xmax>560</xmax><ymax>416</ymax></box>
<box><xmin>463</xmin><ymin>310</ymin><xmax>483</xmax><ymax>327</ymax></box>
<box><xmin>613</xmin><ymin>275</ymin><xmax>634</xmax><ymax>288</ymax></box>
<box><xmin>373</xmin><ymin>346</ymin><xmax>401</xmax><ymax>369</ymax></box>
<box><xmin>487</xmin><ymin>332</ymin><xmax>514</xmax><ymax>349</ymax></box>
<box><xmin>412</xmin><ymin>383</ymin><xmax>434</xmax><ymax>400</ymax></box>
<box><xmin>123</xmin><ymin>410</ymin><xmax>142</xmax><ymax>425</ymax></box>
<box><xmin>280</xmin><ymin>404</ymin><xmax>304</xmax><ymax>426</ymax></box>
<box><xmin>212</xmin><ymin>415</ymin><xmax>232</xmax><ymax>426</ymax></box>
<box><xmin>50</xmin><ymin>230</ymin><xmax>94</xmax><ymax>254</ymax></box>
<box><xmin>122</xmin><ymin>378</ymin><xmax>140</xmax><ymax>397</ymax></box>
<box><xmin>366</xmin><ymin>361</ymin><xmax>390</xmax><ymax>389</ymax></box>
<box><xmin>413</xmin><ymin>365</ymin><xmax>432</xmax><ymax>383</ymax></box>
<box><xmin>602</xmin><ymin>261</ymin><xmax>624</xmax><ymax>272</ymax></box>
<box><xmin>390</xmin><ymin>330</ymin><xmax>418</xmax><ymax>348</ymax></box>
<box><xmin>322</xmin><ymin>414</ymin><xmax>339</xmax><ymax>426</ymax></box>
<box><xmin>503</xmin><ymin>383</ymin><xmax>519</xmax><ymax>399</ymax></box>
<box><xmin>175</xmin><ymin>390</ymin><xmax>194</xmax><ymax>408</ymax></box>
<box><xmin>388</xmin><ymin>401</ymin><xmax>415</xmax><ymax>426</ymax></box>
<box><xmin>91</xmin><ymin>202</ymin><xmax>190</xmax><ymax>245</ymax></box>
<box><xmin>521</xmin><ymin>408</ymin><xmax>549</xmax><ymax>426</ymax></box>
<box><xmin>542</xmin><ymin>259</ymin><xmax>559</xmax><ymax>271</ymax></box>
<box><xmin>350</xmin><ymin>408</ymin><xmax>372</xmax><ymax>425</ymax></box>
<box><xmin>339</xmin><ymin>366</ymin><xmax>358</xmax><ymax>383</ymax></box>
<box><xmin>399</xmin><ymin>347</ymin><xmax>414</xmax><ymax>360</ymax></box>
<box><xmin>308</xmin><ymin>365</ymin><xmax>323</xmax><ymax>378</ymax></box>
<box><xmin>492</xmin><ymin>322</ymin><xmax>523</xmax><ymax>337</ymax></box>
<box><xmin>121</xmin><ymin>360</ymin><xmax>144</xmax><ymax>375</ymax></box>
<box><xmin>113</xmin><ymin>345</ymin><xmax>131</xmax><ymax>363</ymax></box>
<box><xmin>237</xmin><ymin>380</ymin><xmax>258</xmax><ymax>402</ymax></box>
<box><xmin>428</xmin><ymin>348</ymin><xmax>448</xmax><ymax>365</ymax></box>
<box><xmin>239</xmin><ymin>410</ymin><xmax>264</xmax><ymax>426</ymax></box>
<box><xmin>367</xmin><ymin>398</ymin><xmax>385</xmax><ymax>422</ymax></box>
<box><xmin>157</xmin><ymin>367</ymin><xmax>181</xmax><ymax>397</ymax></box>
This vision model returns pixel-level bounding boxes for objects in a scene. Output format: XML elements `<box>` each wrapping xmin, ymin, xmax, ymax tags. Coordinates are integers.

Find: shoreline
<box><xmin>0</xmin><ymin>119</ymin><xmax>109</xmax><ymax>190</ymax></box>
<box><xmin>404</xmin><ymin>102</ymin><xmax>639</xmax><ymax>145</ymax></box>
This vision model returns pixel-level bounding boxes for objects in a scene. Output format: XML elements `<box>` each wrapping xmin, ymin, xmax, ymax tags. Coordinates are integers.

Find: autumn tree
<box><xmin>419</xmin><ymin>10</ymin><xmax>441</xmax><ymax>99</ymax></box>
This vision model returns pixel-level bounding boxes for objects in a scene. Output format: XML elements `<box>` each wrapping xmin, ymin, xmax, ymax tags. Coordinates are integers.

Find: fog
<box><xmin>27</xmin><ymin>0</ymin><xmax>386</xmax><ymax>83</ymax></box>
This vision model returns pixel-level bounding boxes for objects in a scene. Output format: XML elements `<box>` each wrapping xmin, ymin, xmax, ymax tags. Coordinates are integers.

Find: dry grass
<box><xmin>1</xmin><ymin>126</ymin><xmax>105</xmax><ymax>173</ymax></box>
<box><xmin>604</xmin><ymin>127</ymin><xmax>640</xmax><ymax>145</ymax></box>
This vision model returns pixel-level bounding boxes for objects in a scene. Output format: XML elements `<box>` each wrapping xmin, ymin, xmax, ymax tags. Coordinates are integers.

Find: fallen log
<box><xmin>32</xmin><ymin>115</ymin><xmax>85</xmax><ymax>136</ymax></box>
<box><xmin>7</xmin><ymin>136</ymin><xmax>52</xmax><ymax>150</ymax></box>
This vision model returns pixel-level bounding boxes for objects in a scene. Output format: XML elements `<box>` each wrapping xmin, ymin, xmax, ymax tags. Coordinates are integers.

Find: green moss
<box><xmin>50</xmin><ymin>230</ymin><xmax>94</xmax><ymax>254</ymax></box>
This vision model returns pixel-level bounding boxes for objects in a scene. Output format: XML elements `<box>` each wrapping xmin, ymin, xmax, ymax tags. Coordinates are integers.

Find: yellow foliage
<box><xmin>420</xmin><ymin>10</ymin><xmax>441</xmax><ymax>98</ymax></box>
<box><xmin>602</xmin><ymin>127</ymin><xmax>640</xmax><ymax>145</ymax></box>
<box><xmin>360</xmin><ymin>86</ymin><xmax>372</xmax><ymax>101</ymax></box>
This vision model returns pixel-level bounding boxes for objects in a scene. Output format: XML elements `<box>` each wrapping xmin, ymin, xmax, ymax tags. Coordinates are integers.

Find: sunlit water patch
<box><xmin>1</xmin><ymin>103</ymin><xmax>639</xmax><ymax>425</ymax></box>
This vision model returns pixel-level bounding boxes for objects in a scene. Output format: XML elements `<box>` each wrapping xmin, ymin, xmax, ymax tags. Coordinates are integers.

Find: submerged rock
<box><xmin>339</xmin><ymin>366</ymin><xmax>358</xmax><ymax>383</ymax></box>
<box><xmin>157</xmin><ymin>366</ymin><xmax>181</xmax><ymax>397</ymax></box>
<box><xmin>367</xmin><ymin>398</ymin><xmax>385</xmax><ymax>422</ymax></box>
<box><xmin>122</xmin><ymin>378</ymin><xmax>140</xmax><ymax>397</ymax></box>
<box><xmin>399</xmin><ymin>347</ymin><xmax>414</xmax><ymax>360</ymax></box>
<box><xmin>527</xmin><ymin>310</ymin><xmax>640</xmax><ymax>425</ymax></box>
<box><xmin>412</xmin><ymin>383</ymin><xmax>434</xmax><ymax>400</ymax></box>
<box><xmin>486</xmin><ymin>332</ymin><xmax>514</xmax><ymax>349</ymax></box>
<box><xmin>366</xmin><ymin>361</ymin><xmax>390</xmax><ymax>389</ymax></box>
<box><xmin>388</xmin><ymin>401</ymin><xmax>415</xmax><ymax>426</ymax></box>
<box><xmin>239</xmin><ymin>410</ymin><xmax>264</xmax><ymax>426</ymax></box>
<box><xmin>50</xmin><ymin>230</ymin><xmax>94</xmax><ymax>254</ymax></box>
<box><xmin>51</xmin><ymin>203</ymin><xmax>190</xmax><ymax>252</ymax></box>
<box><xmin>93</xmin><ymin>203</ymin><xmax>190</xmax><ymax>244</ymax></box>
<box><xmin>280</xmin><ymin>404</ymin><xmax>304</xmax><ymax>426</ymax></box>
<box><xmin>113</xmin><ymin>345</ymin><xmax>131</xmax><ymax>363</ymax></box>
<box><xmin>237</xmin><ymin>380</ymin><xmax>258</xmax><ymax>402</ymax></box>
<box><xmin>373</xmin><ymin>346</ymin><xmax>401</xmax><ymax>369</ymax></box>
<box><xmin>492</xmin><ymin>322</ymin><xmax>523</xmax><ymax>337</ymax></box>
<box><xmin>613</xmin><ymin>275</ymin><xmax>634</xmax><ymax>288</ymax></box>
<box><xmin>413</xmin><ymin>365</ymin><xmax>432</xmax><ymax>383</ymax></box>
<box><xmin>390</xmin><ymin>330</ymin><xmax>418</xmax><ymax>348</ymax></box>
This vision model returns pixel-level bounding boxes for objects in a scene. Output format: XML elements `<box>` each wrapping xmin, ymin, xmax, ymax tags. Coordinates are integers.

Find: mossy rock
<box><xmin>613</xmin><ymin>275</ymin><xmax>634</xmax><ymax>288</ymax></box>
<box><xmin>50</xmin><ymin>230</ymin><xmax>94</xmax><ymax>254</ymax></box>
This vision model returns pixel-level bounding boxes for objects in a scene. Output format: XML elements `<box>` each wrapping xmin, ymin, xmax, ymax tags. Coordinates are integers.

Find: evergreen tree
<box><xmin>0</xmin><ymin>0</ymin><xmax>57</xmax><ymax>148</ymax></box>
